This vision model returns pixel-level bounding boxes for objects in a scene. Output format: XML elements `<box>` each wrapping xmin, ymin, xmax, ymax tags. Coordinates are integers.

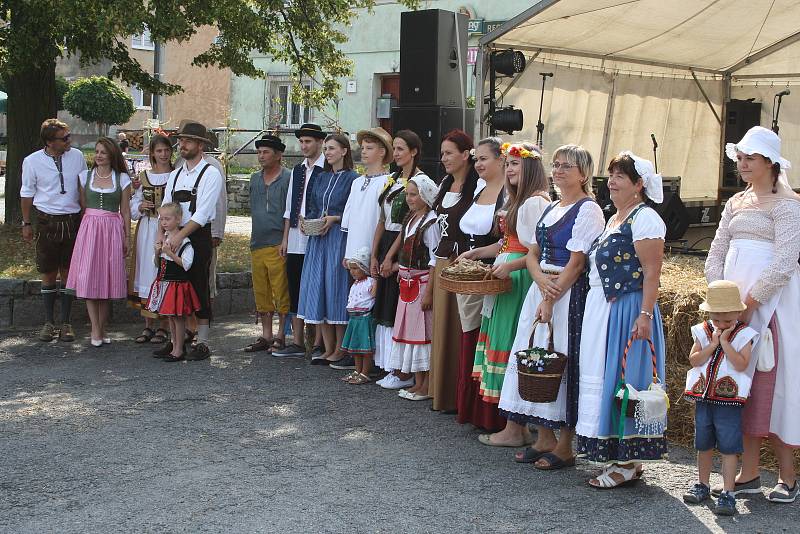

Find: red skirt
<box><xmin>146</xmin><ymin>280</ymin><xmax>201</xmax><ymax>317</ymax></box>
<box><xmin>456</xmin><ymin>328</ymin><xmax>506</xmax><ymax>432</ymax></box>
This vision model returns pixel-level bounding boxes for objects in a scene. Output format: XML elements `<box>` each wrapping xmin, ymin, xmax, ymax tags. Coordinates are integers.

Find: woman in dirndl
<box><xmin>297</xmin><ymin>133</ymin><xmax>358</xmax><ymax>363</ymax></box>
<box><xmin>461</xmin><ymin>139</ymin><xmax>549</xmax><ymax>446</ymax></box>
<box><xmin>705</xmin><ymin>126</ymin><xmax>800</xmax><ymax>503</ymax></box>
<box><xmin>575</xmin><ymin>152</ymin><xmax>667</xmax><ymax>488</ymax></box>
<box><xmin>130</xmin><ymin>134</ymin><xmax>173</xmax><ymax>344</ymax></box>
<box><xmin>494</xmin><ymin>145</ymin><xmax>605</xmax><ymax>463</ymax></box>
<box><xmin>66</xmin><ymin>137</ymin><xmax>131</xmax><ymax>346</ymax></box>
<box><xmin>372</xmin><ymin>130</ymin><xmax>423</xmax><ymax>389</ymax></box>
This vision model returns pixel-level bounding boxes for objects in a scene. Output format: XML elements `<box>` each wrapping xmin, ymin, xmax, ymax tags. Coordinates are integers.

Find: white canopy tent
<box><xmin>476</xmin><ymin>0</ymin><xmax>800</xmax><ymax>200</ymax></box>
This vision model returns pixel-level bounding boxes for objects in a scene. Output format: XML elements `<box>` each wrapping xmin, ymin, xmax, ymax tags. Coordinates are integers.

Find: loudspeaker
<box><xmin>591</xmin><ymin>176</ymin><xmax>689</xmax><ymax>241</ymax></box>
<box><xmin>722</xmin><ymin>99</ymin><xmax>761</xmax><ymax>188</ymax></box>
<box><xmin>400</xmin><ymin>9</ymin><xmax>467</xmax><ymax>107</ymax></box>
<box><xmin>391</xmin><ymin>105</ymin><xmax>474</xmax><ymax>170</ymax></box>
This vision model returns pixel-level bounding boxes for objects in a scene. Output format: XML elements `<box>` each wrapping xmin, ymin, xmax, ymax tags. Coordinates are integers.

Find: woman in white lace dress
<box><xmin>705</xmin><ymin>126</ymin><xmax>800</xmax><ymax>503</ymax></box>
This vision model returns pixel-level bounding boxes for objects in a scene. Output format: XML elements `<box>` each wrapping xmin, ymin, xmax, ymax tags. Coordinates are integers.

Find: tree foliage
<box><xmin>63</xmin><ymin>76</ymin><xmax>135</xmax><ymax>135</ymax></box>
<box><xmin>55</xmin><ymin>76</ymin><xmax>69</xmax><ymax>111</ymax></box>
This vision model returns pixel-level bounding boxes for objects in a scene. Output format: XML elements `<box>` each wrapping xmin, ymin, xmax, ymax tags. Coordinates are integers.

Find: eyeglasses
<box><xmin>551</xmin><ymin>162</ymin><xmax>577</xmax><ymax>171</ymax></box>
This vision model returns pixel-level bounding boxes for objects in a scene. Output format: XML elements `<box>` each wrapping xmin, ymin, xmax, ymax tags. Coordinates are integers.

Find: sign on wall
<box><xmin>484</xmin><ymin>21</ymin><xmax>506</xmax><ymax>35</ymax></box>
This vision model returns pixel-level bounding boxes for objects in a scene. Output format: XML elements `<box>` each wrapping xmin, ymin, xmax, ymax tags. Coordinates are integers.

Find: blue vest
<box><xmin>592</xmin><ymin>204</ymin><xmax>648</xmax><ymax>301</ymax></box>
<box><xmin>288</xmin><ymin>162</ymin><xmax>324</xmax><ymax>228</ymax></box>
<box><xmin>536</xmin><ymin>198</ymin><xmax>593</xmax><ymax>268</ymax></box>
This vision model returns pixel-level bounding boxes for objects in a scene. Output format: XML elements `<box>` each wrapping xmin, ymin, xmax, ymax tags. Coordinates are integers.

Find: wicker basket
<box><xmin>438</xmin><ymin>274</ymin><xmax>511</xmax><ymax>295</ymax></box>
<box><xmin>515</xmin><ymin>320</ymin><xmax>568</xmax><ymax>403</ymax></box>
<box><xmin>301</xmin><ymin>218</ymin><xmax>326</xmax><ymax>236</ymax></box>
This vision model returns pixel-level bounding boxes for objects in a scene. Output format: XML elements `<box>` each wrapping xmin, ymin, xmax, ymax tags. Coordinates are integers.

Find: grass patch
<box><xmin>0</xmin><ymin>222</ymin><xmax>250</xmax><ymax>281</ymax></box>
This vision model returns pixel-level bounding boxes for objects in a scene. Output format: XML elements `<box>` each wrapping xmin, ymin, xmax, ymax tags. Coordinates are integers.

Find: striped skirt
<box><xmin>65</xmin><ymin>208</ymin><xmax>127</xmax><ymax>299</ymax></box>
<box><xmin>297</xmin><ymin>222</ymin><xmax>349</xmax><ymax>324</ymax></box>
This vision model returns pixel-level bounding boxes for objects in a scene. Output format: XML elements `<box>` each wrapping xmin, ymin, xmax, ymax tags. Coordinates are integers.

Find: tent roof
<box><xmin>481</xmin><ymin>0</ymin><xmax>800</xmax><ymax>80</ymax></box>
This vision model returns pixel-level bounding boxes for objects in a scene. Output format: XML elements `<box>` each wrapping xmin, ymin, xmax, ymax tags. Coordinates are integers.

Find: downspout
<box><xmin>597</xmin><ymin>71</ymin><xmax>618</xmax><ymax>175</ymax></box>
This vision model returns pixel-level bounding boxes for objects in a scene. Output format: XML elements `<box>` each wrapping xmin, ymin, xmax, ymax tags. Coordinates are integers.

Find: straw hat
<box><xmin>356</xmin><ymin>127</ymin><xmax>393</xmax><ymax>165</ymax></box>
<box><xmin>699</xmin><ymin>280</ymin><xmax>746</xmax><ymax>313</ymax></box>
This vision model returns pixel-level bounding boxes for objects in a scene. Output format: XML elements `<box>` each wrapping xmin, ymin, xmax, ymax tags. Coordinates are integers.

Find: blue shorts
<box><xmin>694</xmin><ymin>402</ymin><xmax>743</xmax><ymax>455</ymax></box>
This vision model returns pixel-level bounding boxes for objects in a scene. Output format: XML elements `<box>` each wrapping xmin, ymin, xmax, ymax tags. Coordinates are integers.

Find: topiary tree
<box><xmin>63</xmin><ymin>76</ymin><xmax>135</xmax><ymax>136</ymax></box>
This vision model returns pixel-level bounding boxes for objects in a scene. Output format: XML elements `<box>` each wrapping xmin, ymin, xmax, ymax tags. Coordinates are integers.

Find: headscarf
<box><xmin>348</xmin><ymin>246</ymin><xmax>371</xmax><ymax>274</ymax></box>
<box><xmin>409</xmin><ymin>174</ymin><xmax>439</xmax><ymax>208</ymax></box>
<box><xmin>618</xmin><ymin>151</ymin><xmax>663</xmax><ymax>204</ymax></box>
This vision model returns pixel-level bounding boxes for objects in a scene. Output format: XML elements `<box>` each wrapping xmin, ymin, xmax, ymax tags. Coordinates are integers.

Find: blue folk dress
<box><xmin>297</xmin><ymin>169</ymin><xmax>358</xmax><ymax>324</ymax></box>
<box><xmin>575</xmin><ymin>204</ymin><xmax>668</xmax><ymax>463</ymax></box>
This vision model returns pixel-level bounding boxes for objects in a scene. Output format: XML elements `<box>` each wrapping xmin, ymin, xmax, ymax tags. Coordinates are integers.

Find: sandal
<box><xmin>184</xmin><ymin>330</ymin><xmax>196</xmax><ymax>346</ymax></box>
<box><xmin>347</xmin><ymin>373</ymin><xmax>372</xmax><ymax>385</ymax></box>
<box><xmin>514</xmin><ymin>446</ymin><xmax>549</xmax><ymax>464</ymax></box>
<box><xmin>135</xmin><ymin>328</ymin><xmax>155</xmax><ymax>343</ymax></box>
<box><xmin>150</xmin><ymin>328</ymin><xmax>169</xmax><ymax>344</ymax></box>
<box><xmin>244</xmin><ymin>337</ymin><xmax>272</xmax><ymax>353</ymax></box>
<box><xmin>478</xmin><ymin>434</ymin><xmax>532</xmax><ymax>448</ymax></box>
<box><xmin>340</xmin><ymin>371</ymin><xmax>360</xmax><ymax>382</ymax></box>
<box><xmin>272</xmin><ymin>338</ymin><xmax>286</xmax><ymax>350</ymax></box>
<box><xmin>589</xmin><ymin>464</ymin><xmax>644</xmax><ymax>489</ymax></box>
<box><xmin>533</xmin><ymin>452</ymin><xmax>576</xmax><ymax>471</ymax></box>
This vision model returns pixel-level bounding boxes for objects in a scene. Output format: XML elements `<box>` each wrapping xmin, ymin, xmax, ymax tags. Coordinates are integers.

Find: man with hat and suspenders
<box><xmin>158</xmin><ymin>121</ymin><xmax>224</xmax><ymax>361</ymax></box>
<box><xmin>273</xmin><ymin>123</ymin><xmax>327</xmax><ymax>358</ymax></box>
<box><xmin>243</xmin><ymin>134</ymin><xmax>292</xmax><ymax>353</ymax></box>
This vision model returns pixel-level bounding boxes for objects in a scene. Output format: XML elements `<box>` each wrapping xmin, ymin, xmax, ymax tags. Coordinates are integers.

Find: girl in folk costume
<box><xmin>146</xmin><ymin>202</ymin><xmax>201</xmax><ymax>362</ymax></box>
<box><xmin>460</xmin><ymin>140</ymin><xmax>551</xmax><ymax>446</ymax></box>
<box><xmin>66</xmin><ymin>137</ymin><xmax>132</xmax><ymax>347</ymax></box>
<box><xmin>385</xmin><ymin>175</ymin><xmax>441</xmax><ymax>400</ymax></box>
<box><xmin>372</xmin><ymin>130</ymin><xmax>424</xmax><ymax>390</ymax></box>
<box><xmin>705</xmin><ymin>127</ymin><xmax>800</xmax><ymax>503</ymax></box>
<box><xmin>339</xmin><ymin>247</ymin><xmax>378</xmax><ymax>385</ymax></box>
<box><xmin>130</xmin><ymin>135</ymin><xmax>173</xmax><ymax>345</ymax></box>
<box><xmin>498</xmin><ymin>145</ymin><xmax>605</xmax><ymax>469</ymax></box>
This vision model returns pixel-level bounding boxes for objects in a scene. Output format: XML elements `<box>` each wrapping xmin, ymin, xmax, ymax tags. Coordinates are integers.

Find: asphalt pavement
<box><xmin>1</xmin><ymin>316</ymin><xmax>798</xmax><ymax>533</ymax></box>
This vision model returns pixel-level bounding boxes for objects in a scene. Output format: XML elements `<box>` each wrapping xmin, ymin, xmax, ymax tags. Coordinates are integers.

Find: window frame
<box><xmin>131</xmin><ymin>29</ymin><xmax>154</xmax><ymax>50</ymax></box>
<box><xmin>269</xmin><ymin>77</ymin><xmax>314</xmax><ymax>128</ymax></box>
<box><xmin>131</xmin><ymin>86</ymin><xmax>153</xmax><ymax>110</ymax></box>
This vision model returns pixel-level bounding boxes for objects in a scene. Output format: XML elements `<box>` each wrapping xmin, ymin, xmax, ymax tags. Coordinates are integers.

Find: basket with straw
<box><xmin>439</xmin><ymin>258</ymin><xmax>512</xmax><ymax>295</ymax></box>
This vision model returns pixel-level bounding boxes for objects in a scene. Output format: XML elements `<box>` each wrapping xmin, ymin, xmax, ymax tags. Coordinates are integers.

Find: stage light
<box><xmin>491</xmin><ymin>106</ymin><xmax>524</xmax><ymax>135</ymax></box>
<box><xmin>493</xmin><ymin>50</ymin><xmax>526</xmax><ymax>76</ymax></box>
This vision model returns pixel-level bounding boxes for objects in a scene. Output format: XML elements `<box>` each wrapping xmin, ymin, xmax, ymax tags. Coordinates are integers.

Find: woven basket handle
<box><xmin>527</xmin><ymin>320</ymin><xmax>556</xmax><ymax>353</ymax></box>
<box><xmin>619</xmin><ymin>336</ymin><xmax>659</xmax><ymax>384</ymax></box>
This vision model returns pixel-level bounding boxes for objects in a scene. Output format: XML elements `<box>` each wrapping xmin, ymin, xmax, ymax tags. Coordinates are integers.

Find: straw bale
<box><xmin>659</xmin><ymin>255</ymin><xmax>800</xmax><ymax>472</ymax></box>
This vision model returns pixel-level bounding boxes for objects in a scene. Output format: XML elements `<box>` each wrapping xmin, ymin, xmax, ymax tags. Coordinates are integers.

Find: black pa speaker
<box><xmin>391</xmin><ymin>105</ymin><xmax>474</xmax><ymax>176</ymax></box>
<box><xmin>722</xmin><ymin>99</ymin><xmax>761</xmax><ymax>188</ymax></box>
<box><xmin>400</xmin><ymin>9</ymin><xmax>468</xmax><ymax>107</ymax></box>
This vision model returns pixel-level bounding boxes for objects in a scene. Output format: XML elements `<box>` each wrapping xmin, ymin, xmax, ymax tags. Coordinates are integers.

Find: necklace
<box><xmin>94</xmin><ymin>169</ymin><xmax>112</xmax><ymax>180</ymax></box>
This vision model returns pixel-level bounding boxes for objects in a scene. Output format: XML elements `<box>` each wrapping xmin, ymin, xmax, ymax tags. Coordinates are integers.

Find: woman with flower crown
<box><xmin>492</xmin><ymin>145</ymin><xmax>605</xmax><ymax>470</ymax></box>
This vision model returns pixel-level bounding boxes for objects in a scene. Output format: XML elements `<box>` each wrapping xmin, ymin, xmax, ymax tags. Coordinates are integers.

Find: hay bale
<box><xmin>660</xmin><ymin>255</ymin><xmax>800</xmax><ymax>472</ymax></box>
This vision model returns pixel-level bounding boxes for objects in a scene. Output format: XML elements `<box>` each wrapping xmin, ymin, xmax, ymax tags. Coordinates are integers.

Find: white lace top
<box><xmin>347</xmin><ymin>277</ymin><xmax>375</xmax><ymax>312</ymax></box>
<box><xmin>705</xmin><ymin>194</ymin><xmax>800</xmax><ymax>303</ymax></box>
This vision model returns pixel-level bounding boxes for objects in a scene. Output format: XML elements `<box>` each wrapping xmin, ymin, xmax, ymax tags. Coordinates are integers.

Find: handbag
<box><xmin>614</xmin><ymin>336</ymin><xmax>669</xmax><ymax>436</ymax></box>
<box><xmin>754</xmin><ymin>327</ymin><xmax>775</xmax><ymax>373</ymax></box>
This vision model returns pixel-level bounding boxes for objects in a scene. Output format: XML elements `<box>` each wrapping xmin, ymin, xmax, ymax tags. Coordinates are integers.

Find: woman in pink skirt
<box><xmin>66</xmin><ymin>137</ymin><xmax>131</xmax><ymax>346</ymax></box>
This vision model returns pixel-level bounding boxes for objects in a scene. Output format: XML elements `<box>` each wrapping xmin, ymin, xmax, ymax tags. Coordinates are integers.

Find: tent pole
<box><xmin>598</xmin><ymin>72</ymin><xmax>618</xmax><ymax>175</ymax></box>
<box><xmin>691</xmin><ymin>70</ymin><xmax>722</xmax><ymax>125</ymax></box>
<box><xmin>717</xmin><ymin>74</ymin><xmax>732</xmax><ymax>202</ymax></box>
<box><xmin>475</xmin><ymin>46</ymin><xmax>486</xmax><ymax>139</ymax></box>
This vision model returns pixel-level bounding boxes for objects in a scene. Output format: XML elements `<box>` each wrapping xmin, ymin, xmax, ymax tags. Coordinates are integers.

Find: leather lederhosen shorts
<box><xmin>35</xmin><ymin>212</ymin><xmax>82</xmax><ymax>274</ymax></box>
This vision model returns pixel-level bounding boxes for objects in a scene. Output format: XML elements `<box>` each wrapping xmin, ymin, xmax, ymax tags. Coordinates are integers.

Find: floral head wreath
<box><xmin>501</xmin><ymin>143</ymin><xmax>540</xmax><ymax>160</ymax></box>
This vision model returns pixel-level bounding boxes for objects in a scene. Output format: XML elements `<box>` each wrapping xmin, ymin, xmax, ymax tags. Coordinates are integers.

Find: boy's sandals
<box><xmin>244</xmin><ymin>337</ymin><xmax>272</xmax><ymax>353</ymax></box>
<box><xmin>589</xmin><ymin>464</ymin><xmax>644</xmax><ymax>489</ymax></box>
<box><xmin>340</xmin><ymin>371</ymin><xmax>360</xmax><ymax>382</ymax></box>
<box><xmin>135</xmin><ymin>328</ymin><xmax>155</xmax><ymax>343</ymax></box>
<box><xmin>150</xmin><ymin>328</ymin><xmax>170</xmax><ymax>344</ymax></box>
<box><xmin>347</xmin><ymin>373</ymin><xmax>372</xmax><ymax>385</ymax></box>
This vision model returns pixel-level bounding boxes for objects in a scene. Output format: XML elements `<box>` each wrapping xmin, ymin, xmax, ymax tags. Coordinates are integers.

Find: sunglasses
<box><xmin>53</xmin><ymin>134</ymin><xmax>71</xmax><ymax>141</ymax></box>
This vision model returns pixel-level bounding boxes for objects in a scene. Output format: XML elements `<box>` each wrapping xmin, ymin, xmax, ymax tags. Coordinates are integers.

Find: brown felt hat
<box><xmin>699</xmin><ymin>280</ymin><xmax>746</xmax><ymax>313</ymax></box>
<box><xmin>176</xmin><ymin>120</ymin><xmax>210</xmax><ymax>143</ymax></box>
<box><xmin>356</xmin><ymin>127</ymin><xmax>393</xmax><ymax>165</ymax></box>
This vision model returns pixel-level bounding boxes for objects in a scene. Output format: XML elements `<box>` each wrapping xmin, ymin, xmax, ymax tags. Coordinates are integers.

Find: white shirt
<box><xmin>20</xmin><ymin>148</ymin><xmax>87</xmax><ymax>215</ymax></box>
<box><xmin>172</xmin><ymin>155</ymin><xmax>227</xmax><ymax>238</ymax></box>
<box><xmin>160</xmin><ymin>234</ymin><xmax>195</xmax><ymax>271</ymax></box>
<box><xmin>283</xmin><ymin>152</ymin><xmax>325</xmax><ymax>255</ymax></box>
<box><xmin>403</xmin><ymin>210</ymin><xmax>441</xmax><ymax>268</ymax></box>
<box><xmin>162</xmin><ymin>159</ymin><xmax>224</xmax><ymax>228</ymax></box>
<box><xmin>341</xmin><ymin>173</ymin><xmax>388</xmax><ymax>260</ymax></box>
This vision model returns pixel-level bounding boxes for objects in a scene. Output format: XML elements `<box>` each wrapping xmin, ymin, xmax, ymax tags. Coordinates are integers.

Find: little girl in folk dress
<box><xmin>386</xmin><ymin>175</ymin><xmax>441</xmax><ymax>400</ymax></box>
<box><xmin>339</xmin><ymin>246</ymin><xmax>377</xmax><ymax>384</ymax></box>
<box><xmin>146</xmin><ymin>202</ymin><xmax>201</xmax><ymax>362</ymax></box>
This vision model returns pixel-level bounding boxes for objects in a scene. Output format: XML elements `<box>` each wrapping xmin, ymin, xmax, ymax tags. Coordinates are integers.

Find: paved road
<box><xmin>1</xmin><ymin>317</ymin><xmax>797</xmax><ymax>533</ymax></box>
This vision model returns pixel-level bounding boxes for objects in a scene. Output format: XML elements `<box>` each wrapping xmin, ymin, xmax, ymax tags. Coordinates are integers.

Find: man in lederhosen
<box><xmin>158</xmin><ymin>121</ymin><xmax>224</xmax><ymax>361</ymax></box>
<box><xmin>20</xmin><ymin>119</ymin><xmax>87</xmax><ymax>342</ymax></box>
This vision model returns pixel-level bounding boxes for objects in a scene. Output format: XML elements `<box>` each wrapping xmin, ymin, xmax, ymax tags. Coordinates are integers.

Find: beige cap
<box><xmin>699</xmin><ymin>280</ymin><xmax>746</xmax><ymax>313</ymax></box>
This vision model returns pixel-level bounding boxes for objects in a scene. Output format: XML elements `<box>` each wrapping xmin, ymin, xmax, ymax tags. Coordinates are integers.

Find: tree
<box><xmin>63</xmin><ymin>76</ymin><xmax>135</xmax><ymax>136</ymax></box>
<box><xmin>0</xmin><ymin>0</ymin><xmax>419</xmax><ymax>224</ymax></box>
<box><xmin>55</xmin><ymin>76</ymin><xmax>70</xmax><ymax>111</ymax></box>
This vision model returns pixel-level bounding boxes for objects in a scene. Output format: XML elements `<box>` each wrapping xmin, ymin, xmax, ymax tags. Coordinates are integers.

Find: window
<box><xmin>132</xmin><ymin>29</ymin><xmax>154</xmax><ymax>50</ymax></box>
<box><xmin>270</xmin><ymin>80</ymin><xmax>312</xmax><ymax>128</ymax></box>
<box><xmin>131</xmin><ymin>86</ymin><xmax>153</xmax><ymax>109</ymax></box>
